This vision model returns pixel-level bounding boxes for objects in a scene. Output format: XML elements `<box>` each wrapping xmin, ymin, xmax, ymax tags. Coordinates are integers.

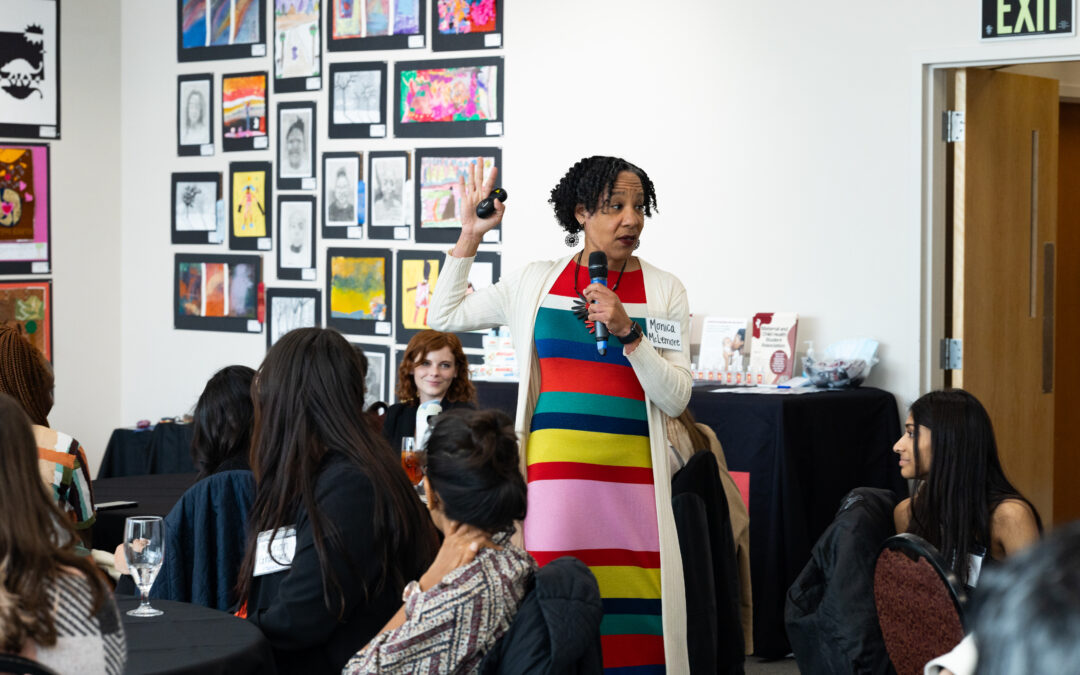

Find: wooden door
<box><xmin>951</xmin><ymin>68</ymin><xmax>1058</xmax><ymax>524</ymax></box>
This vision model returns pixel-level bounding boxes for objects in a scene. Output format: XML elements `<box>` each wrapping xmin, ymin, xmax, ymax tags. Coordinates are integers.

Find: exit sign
<box><xmin>983</xmin><ymin>0</ymin><xmax>1074</xmax><ymax>38</ymax></box>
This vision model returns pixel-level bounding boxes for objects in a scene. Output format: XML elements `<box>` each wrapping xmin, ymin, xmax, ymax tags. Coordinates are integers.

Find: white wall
<box><xmin>100</xmin><ymin>0</ymin><xmax>1080</xmax><ymax>473</ymax></box>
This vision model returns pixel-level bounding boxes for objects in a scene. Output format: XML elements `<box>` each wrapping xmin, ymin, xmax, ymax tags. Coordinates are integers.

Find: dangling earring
<box><xmin>634</xmin><ymin>238</ymin><xmax>641</xmax><ymax>250</ymax></box>
<box><xmin>565</xmin><ymin>229</ymin><xmax>581</xmax><ymax>247</ymax></box>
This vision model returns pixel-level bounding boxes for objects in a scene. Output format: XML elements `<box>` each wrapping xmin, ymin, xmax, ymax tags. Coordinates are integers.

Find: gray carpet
<box><xmin>744</xmin><ymin>656</ymin><xmax>800</xmax><ymax>674</ymax></box>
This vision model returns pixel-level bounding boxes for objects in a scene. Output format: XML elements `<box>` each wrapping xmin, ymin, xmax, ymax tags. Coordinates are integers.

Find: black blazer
<box><xmin>246</xmin><ymin>453</ymin><xmax>430</xmax><ymax>675</ymax></box>
<box><xmin>382</xmin><ymin>399</ymin><xmax>476</xmax><ymax>450</ymax></box>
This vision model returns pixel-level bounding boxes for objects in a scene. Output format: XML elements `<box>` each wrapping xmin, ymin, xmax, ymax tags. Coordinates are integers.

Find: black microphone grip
<box><xmin>587</xmin><ymin>251</ymin><xmax>609</xmax><ymax>356</ymax></box>
<box><xmin>475</xmin><ymin>188</ymin><xmax>508</xmax><ymax>219</ymax></box>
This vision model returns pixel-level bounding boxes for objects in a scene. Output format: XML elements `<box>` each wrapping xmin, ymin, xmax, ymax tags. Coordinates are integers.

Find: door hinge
<box><xmin>940</xmin><ymin>338</ymin><xmax>963</xmax><ymax>370</ymax></box>
<box><xmin>943</xmin><ymin>110</ymin><xmax>965</xmax><ymax>143</ymax></box>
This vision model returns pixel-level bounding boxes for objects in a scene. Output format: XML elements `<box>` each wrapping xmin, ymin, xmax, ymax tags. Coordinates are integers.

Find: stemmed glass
<box><xmin>124</xmin><ymin>516</ymin><xmax>165</xmax><ymax>617</ymax></box>
<box><xmin>401</xmin><ymin>437</ymin><xmax>427</xmax><ymax>503</ymax></box>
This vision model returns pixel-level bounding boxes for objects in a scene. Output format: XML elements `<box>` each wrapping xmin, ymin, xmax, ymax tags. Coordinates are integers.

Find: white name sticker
<box><xmin>485</xmin><ymin>122</ymin><xmax>503</xmax><ymax>136</ymax></box>
<box><xmin>247</xmin><ymin>319</ymin><xmax>262</xmax><ymax>332</ymax></box>
<box><xmin>375</xmin><ymin>321</ymin><xmax>391</xmax><ymax>335</ymax></box>
<box><xmin>408</xmin><ymin>35</ymin><xmax>425</xmax><ymax>48</ymax></box>
<box><xmin>394</xmin><ymin>226</ymin><xmax>409</xmax><ymax>240</ymax></box>
<box><xmin>254</xmin><ymin>527</ymin><xmax>296</xmax><ymax>577</ymax></box>
<box><xmin>31</xmin><ymin>261</ymin><xmax>49</xmax><ymax>274</ymax></box>
<box><xmin>484</xmin><ymin>33</ymin><xmax>502</xmax><ymax>47</ymax></box>
<box><xmin>347</xmin><ymin>226</ymin><xmax>363</xmax><ymax>239</ymax></box>
<box><xmin>252</xmin><ymin>44</ymin><xmax>267</xmax><ymax>57</ymax></box>
<box><xmin>257</xmin><ymin>237</ymin><xmax>272</xmax><ymax>250</ymax></box>
<box><xmin>200</xmin><ymin>143</ymin><xmax>214</xmax><ymax>156</ymax></box>
<box><xmin>370</xmin><ymin>124</ymin><xmax>386</xmax><ymax>137</ymax></box>
<box><xmin>301</xmin><ymin>268</ymin><xmax>316</xmax><ymax>281</ymax></box>
<box><xmin>646</xmin><ymin>317</ymin><xmax>683</xmax><ymax>351</ymax></box>
<box><xmin>305</xmin><ymin>77</ymin><xmax>320</xmax><ymax>90</ymax></box>
<box><xmin>301</xmin><ymin>177</ymin><xmax>316</xmax><ymax>190</ymax></box>
<box><xmin>482</xmin><ymin>229</ymin><xmax>500</xmax><ymax>243</ymax></box>
<box><xmin>39</xmin><ymin>125</ymin><xmax>57</xmax><ymax>138</ymax></box>
<box><xmin>253</xmin><ymin>136</ymin><xmax>269</xmax><ymax>149</ymax></box>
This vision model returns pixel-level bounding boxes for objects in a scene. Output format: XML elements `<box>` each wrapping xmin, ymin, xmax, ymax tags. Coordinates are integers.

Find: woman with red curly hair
<box><xmin>383</xmin><ymin>330</ymin><xmax>477</xmax><ymax>451</ymax></box>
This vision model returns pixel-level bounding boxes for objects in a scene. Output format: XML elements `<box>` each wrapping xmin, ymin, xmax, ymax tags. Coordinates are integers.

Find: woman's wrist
<box><xmin>451</xmin><ymin>233</ymin><xmax>482</xmax><ymax>258</ymax></box>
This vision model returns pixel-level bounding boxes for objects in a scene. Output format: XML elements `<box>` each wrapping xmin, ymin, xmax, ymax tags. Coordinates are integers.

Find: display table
<box><xmin>117</xmin><ymin>595</ymin><xmax>276</xmax><ymax>674</ymax></box>
<box><xmin>98</xmin><ymin>423</ymin><xmax>196</xmax><ymax>479</ymax></box>
<box><xmin>91</xmin><ymin>473</ymin><xmax>197</xmax><ymax>552</ymax></box>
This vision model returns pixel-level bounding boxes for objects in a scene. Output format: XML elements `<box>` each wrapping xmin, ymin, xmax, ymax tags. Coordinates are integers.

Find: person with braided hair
<box><xmin>429</xmin><ymin>155</ymin><xmax>694</xmax><ymax>673</ymax></box>
<box><xmin>0</xmin><ymin>325</ymin><xmax>96</xmax><ymax>547</ymax></box>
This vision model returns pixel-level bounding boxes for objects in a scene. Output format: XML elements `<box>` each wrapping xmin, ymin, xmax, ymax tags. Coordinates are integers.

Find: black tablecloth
<box><xmin>117</xmin><ymin>595</ymin><xmax>276</xmax><ymax>674</ymax></box>
<box><xmin>91</xmin><ymin>473</ymin><xmax>198</xmax><ymax>552</ymax></box>
<box><xmin>98</xmin><ymin>424</ymin><xmax>196</xmax><ymax>479</ymax></box>
<box><xmin>473</xmin><ymin>379</ymin><xmax>517</xmax><ymax>417</ymax></box>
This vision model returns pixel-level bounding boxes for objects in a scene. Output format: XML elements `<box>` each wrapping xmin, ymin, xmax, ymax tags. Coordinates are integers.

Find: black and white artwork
<box><xmin>370</xmin><ymin>154</ymin><xmax>406</xmax><ymax>227</ymax></box>
<box><xmin>277</xmin><ymin>102</ymin><xmax>315</xmax><ymax>189</ymax></box>
<box><xmin>353</xmin><ymin>342</ymin><xmax>390</xmax><ymax>409</ymax></box>
<box><xmin>328</xmin><ymin>61</ymin><xmax>386</xmax><ymax>139</ymax></box>
<box><xmin>276</xmin><ymin>195</ymin><xmax>315</xmax><ymax>279</ymax></box>
<box><xmin>0</xmin><ymin>0</ymin><xmax>60</xmax><ymax>139</ymax></box>
<box><xmin>266</xmin><ymin>287</ymin><xmax>321</xmax><ymax>350</ymax></box>
<box><xmin>177</xmin><ymin>74</ymin><xmax>213</xmax><ymax>156</ymax></box>
<box><xmin>323</xmin><ymin>151</ymin><xmax>362</xmax><ymax>238</ymax></box>
<box><xmin>171</xmin><ymin>172</ymin><xmax>222</xmax><ymax>244</ymax></box>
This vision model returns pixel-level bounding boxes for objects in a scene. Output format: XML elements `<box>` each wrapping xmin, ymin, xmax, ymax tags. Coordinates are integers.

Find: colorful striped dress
<box><xmin>525</xmin><ymin>260</ymin><xmax>665</xmax><ymax>673</ymax></box>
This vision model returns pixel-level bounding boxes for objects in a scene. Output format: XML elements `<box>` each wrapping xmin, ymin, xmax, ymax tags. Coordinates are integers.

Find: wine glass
<box><xmin>124</xmin><ymin>516</ymin><xmax>165</xmax><ymax>617</ymax></box>
<box><xmin>401</xmin><ymin>437</ymin><xmax>427</xmax><ymax>503</ymax></box>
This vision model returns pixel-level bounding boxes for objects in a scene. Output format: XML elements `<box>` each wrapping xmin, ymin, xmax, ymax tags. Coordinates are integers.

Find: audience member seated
<box><xmin>892</xmin><ymin>389</ymin><xmax>1040</xmax><ymax>589</ymax></box>
<box><xmin>344</xmin><ymin>408</ymin><xmax>535</xmax><ymax>673</ymax></box>
<box><xmin>190</xmin><ymin>365</ymin><xmax>255</xmax><ymax>479</ymax></box>
<box><xmin>0</xmin><ymin>326</ymin><xmax>95</xmax><ymax>548</ymax></box>
<box><xmin>0</xmin><ymin>393</ymin><xmax>126</xmax><ymax>675</ymax></box>
<box><xmin>383</xmin><ymin>330</ymin><xmax>477</xmax><ymax>451</ymax></box>
<box><xmin>234</xmin><ymin>327</ymin><xmax>439</xmax><ymax>675</ymax></box>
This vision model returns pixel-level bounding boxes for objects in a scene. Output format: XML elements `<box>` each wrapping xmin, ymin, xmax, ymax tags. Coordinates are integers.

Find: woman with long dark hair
<box><xmin>0</xmin><ymin>393</ymin><xmax>126</xmax><ymax>674</ymax></box>
<box><xmin>190</xmin><ymin>365</ymin><xmax>255</xmax><ymax>479</ymax></box>
<box><xmin>893</xmin><ymin>389</ymin><xmax>1041</xmax><ymax>587</ymax></box>
<box><xmin>235</xmin><ymin>328</ymin><xmax>439</xmax><ymax>674</ymax></box>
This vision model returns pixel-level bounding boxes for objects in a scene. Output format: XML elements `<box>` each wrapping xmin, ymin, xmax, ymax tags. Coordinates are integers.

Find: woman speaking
<box><xmin>429</xmin><ymin>156</ymin><xmax>692</xmax><ymax>672</ymax></box>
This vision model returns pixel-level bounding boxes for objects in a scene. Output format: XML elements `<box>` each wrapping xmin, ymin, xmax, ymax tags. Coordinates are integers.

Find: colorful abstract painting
<box><xmin>401</xmin><ymin>257</ymin><xmax>439</xmax><ymax>329</ymax></box>
<box><xmin>418</xmin><ymin>154</ymin><xmax>493</xmax><ymax>229</ymax></box>
<box><xmin>179</xmin><ymin>262</ymin><xmax>203</xmax><ymax>316</ymax></box>
<box><xmin>0</xmin><ymin>144</ymin><xmax>48</xmax><ymax>266</ymax></box>
<box><xmin>229</xmin><ymin>263</ymin><xmax>258</xmax><ymax>317</ymax></box>
<box><xmin>204</xmin><ymin>263</ymin><xmax>227</xmax><ymax>316</ymax></box>
<box><xmin>232</xmin><ymin>170</ymin><xmax>267</xmax><ymax>237</ymax></box>
<box><xmin>0</xmin><ymin>280</ymin><xmax>50</xmax><ymax>360</ymax></box>
<box><xmin>437</xmin><ymin>0</ymin><xmax>495</xmax><ymax>33</ymax></box>
<box><xmin>331</xmin><ymin>255</ymin><xmax>387</xmax><ymax>320</ymax></box>
<box><xmin>331</xmin><ymin>0</ymin><xmax>362</xmax><ymax>38</ymax></box>
<box><xmin>399</xmin><ymin>65</ymin><xmax>497</xmax><ymax>123</ymax></box>
<box><xmin>275</xmin><ymin>0</ymin><xmax>320</xmax><ymax>81</ymax></box>
<box><xmin>223</xmin><ymin>74</ymin><xmax>267</xmax><ymax>139</ymax></box>
<box><xmin>183</xmin><ymin>0</ymin><xmax>263</xmax><ymax>48</ymax></box>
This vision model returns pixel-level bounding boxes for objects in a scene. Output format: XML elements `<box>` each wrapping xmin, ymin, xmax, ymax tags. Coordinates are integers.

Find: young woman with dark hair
<box><xmin>344</xmin><ymin>408</ymin><xmax>535</xmax><ymax>673</ymax></box>
<box><xmin>234</xmin><ymin>327</ymin><xmax>439</xmax><ymax>675</ymax></box>
<box><xmin>190</xmin><ymin>365</ymin><xmax>255</xmax><ymax>479</ymax></box>
<box><xmin>893</xmin><ymin>389</ymin><xmax>1041</xmax><ymax>587</ymax></box>
<box><xmin>0</xmin><ymin>393</ymin><xmax>126</xmax><ymax>674</ymax></box>
<box><xmin>383</xmin><ymin>330</ymin><xmax>476</xmax><ymax>450</ymax></box>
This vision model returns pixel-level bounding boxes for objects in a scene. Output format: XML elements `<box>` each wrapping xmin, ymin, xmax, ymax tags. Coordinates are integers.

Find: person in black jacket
<box><xmin>234</xmin><ymin>328</ymin><xmax>439</xmax><ymax>675</ymax></box>
<box><xmin>383</xmin><ymin>330</ymin><xmax>477</xmax><ymax>451</ymax></box>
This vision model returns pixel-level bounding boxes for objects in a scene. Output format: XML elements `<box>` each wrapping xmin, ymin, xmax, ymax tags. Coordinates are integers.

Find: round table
<box><xmin>117</xmin><ymin>595</ymin><xmax>276</xmax><ymax>674</ymax></box>
<box><xmin>91</xmin><ymin>474</ymin><xmax>197</xmax><ymax>552</ymax></box>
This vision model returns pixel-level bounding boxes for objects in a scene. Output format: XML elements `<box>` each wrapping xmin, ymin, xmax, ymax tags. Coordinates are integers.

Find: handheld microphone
<box><xmin>587</xmin><ymin>251</ymin><xmax>609</xmax><ymax>356</ymax></box>
<box><xmin>475</xmin><ymin>188</ymin><xmax>508</xmax><ymax>219</ymax></box>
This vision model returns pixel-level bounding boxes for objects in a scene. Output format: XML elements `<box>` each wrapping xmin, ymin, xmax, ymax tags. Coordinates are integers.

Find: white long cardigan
<box><xmin>428</xmin><ymin>251</ymin><xmax>693</xmax><ymax>673</ymax></box>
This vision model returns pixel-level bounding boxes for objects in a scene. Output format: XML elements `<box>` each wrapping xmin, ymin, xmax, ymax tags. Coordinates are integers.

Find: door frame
<box><xmin>917</xmin><ymin>46</ymin><xmax>1080</xmax><ymax>395</ymax></box>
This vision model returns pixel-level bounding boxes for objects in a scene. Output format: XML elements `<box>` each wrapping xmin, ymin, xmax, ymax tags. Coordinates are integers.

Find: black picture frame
<box><xmin>352</xmin><ymin>341</ymin><xmax>391</xmax><ymax>408</ymax></box>
<box><xmin>393</xmin><ymin>56</ymin><xmax>504</xmax><ymax>139</ymax></box>
<box><xmin>0</xmin><ymin>278</ymin><xmax>53</xmax><ymax>362</ymax></box>
<box><xmin>326</xmin><ymin>0</ymin><xmax>428</xmax><ymax>52</ymax></box>
<box><xmin>229</xmin><ymin>162</ymin><xmax>273</xmax><ymax>251</ymax></box>
<box><xmin>431</xmin><ymin>0</ymin><xmax>504</xmax><ymax>52</ymax></box>
<box><xmin>174</xmin><ymin>253</ymin><xmax>263</xmax><ymax>333</ymax></box>
<box><xmin>0</xmin><ymin>142</ymin><xmax>51</xmax><ymax>275</ymax></box>
<box><xmin>266</xmin><ymin>286</ymin><xmax>322</xmax><ymax>350</ymax></box>
<box><xmin>366</xmin><ymin>150</ymin><xmax>410</xmax><ymax>240</ymax></box>
<box><xmin>277</xmin><ymin>101</ymin><xmax>317</xmax><ymax>190</ymax></box>
<box><xmin>414</xmin><ymin>146</ymin><xmax>501</xmax><ymax>245</ymax></box>
<box><xmin>0</xmin><ymin>0</ymin><xmax>61</xmax><ymax>140</ymax></box>
<box><xmin>222</xmin><ymin>71</ymin><xmax>270</xmax><ymax>153</ymax></box>
<box><xmin>273</xmin><ymin>0</ymin><xmax>323</xmax><ymax>93</ymax></box>
<box><xmin>326</xmin><ymin>247</ymin><xmax>394</xmax><ymax>337</ymax></box>
<box><xmin>322</xmin><ymin>151</ymin><xmax>364</xmax><ymax>239</ymax></box>
<box><xmin>178</xmin><ymin>0</ymin><xmax>268</xmax><ymax>63</ymax></box>
<box><xmin>171</xmin><ymin>172</ymin><xmax>222</xmax><ymax>245</ymax></box>
<box><xmin>328</xmin><ymin>61</ymin><xmax>388</xmax><ymax>139</ymax></box>
<box><xmin>457</xmin><ymin>250</ymin><xmax>500</xmax><ymax>348</ymax></box>
<box><xmin>177</xmin><ymin>74</ymin><xmax>215</xmax><ymax>157</ymax></box>
<box><xmin>394</xmin><ymin>249</ymin><xmax>498</xmax><ymax>348</ymax></box>
<box><xmin>276</xmin><ymin>194</ymin><xmax>317</xmax><ymax>280</ymax></box>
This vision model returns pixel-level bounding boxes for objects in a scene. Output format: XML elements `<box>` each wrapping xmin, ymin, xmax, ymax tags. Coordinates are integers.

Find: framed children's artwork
<box><xmin>432</xmin><ymin>0</ymin><xmax>503</xmax><ymax>52</ymax></box>
<box><xmin>327</xmin><ymin>247</ymin><xmax>393</xmax><ymax>336</ymax></box>
<box><xmin>229</xmin><ymin>162</ymin><xmax>272</xmax><ymax>251</ymax></box>
<box><xmin>178</xmin><ymin>0</ymin><xmax>267</xmax><ymax>62</ymax></box>
<box><xmin>459</xmin><ymin>250</ymin><xmax>499</xmax><ymax>347</ymax></box>
<box><xmin>177</xmin><ymin>74</ymin><xmax>214</xmax><ymax>156</ymax></box>
<box><xmin>414</xmin><ymin>147</ymin><xmax>500</xmax><ymax>244</ymax></box>
<box><xmin>0</xmin><ymin>279</ymin><xmax>51</xmax><ymax>361</ymax></box>
<box><xmin>277</xmin><ymin>101</ymin><xmax>316</xmax><ymax>190</ymax></box>
<box><xmin>222</xmin><ymin>71</ymin><xmax>269</xmax><ymax>152</ymax></box>
<box><xmin>171</xmin><ymin>172</ymin><xmax>222</xmax><ymax>244</ymax></box>
<box><xmin>0</xmin><ymin>143</ymin><xmax>50</xmax><ymax>275</ymax></box>
<box><xmin>174</xmin><ymin>253</ymin><xmax>263</xmax><ymax>333</ymax></box>
<box><xmin>394</xmin><ymin>56</ymin><xmax>503</xmax><ymax>138</ymax></box>
<box><xmin>273</xmin><ymin>0</ymin><xmax>322</xmax><ymax>93</ymax></box>
<box><xmin>366</xmin><ymin>150</ymin><xmax>409</xmax><ymax>240</ymax></box>
<box><xmin>395</xmin><ymin>249</ymin><xmax>440</xmax><ymax>344</ymax></box>
<box><xmin>0</xmin><ymin>0</ymin><xmax>60</xmax><ymax>140</ymax></box>
<box><xmin>266</xmin><ymin>287</ymin><xmax>321</xmax><ymax>350</ymax></box>
<box><xmin>352</xmin><ymin>341</ymin><xmax>390</xmax><ymax>409</ymax></box>
<box><xmin>322</xmin><ymin>151</ymin><xmax>364</xmax><ymax>239</ymax></box>
<box><xmin>327</xmin><ymin>0</ymin><xmax>427</xmax><ymax>52</ymax></box>
<box><xmin>328</xmin><ymin>61</ymin><xmax>387</xmax><ymax>139</ymax></box>
<box><xmin>276</xmin><ymin>195</ymin><xmax>316</xmax><ymax>280</ymax></box>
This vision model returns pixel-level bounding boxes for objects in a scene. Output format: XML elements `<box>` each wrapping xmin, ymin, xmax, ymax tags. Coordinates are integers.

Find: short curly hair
<box><xmin>548</xmin><ymin>156</ymin><xmax>658</xmax><ymax>234</ymax></box>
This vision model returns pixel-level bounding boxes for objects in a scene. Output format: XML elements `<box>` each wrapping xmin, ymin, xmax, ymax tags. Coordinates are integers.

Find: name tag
<box><xmin>254</xmin><ymin>527</ymin><xmax>296</xmax><ymax>577</ymax></box>
<box><xmin>646</xmin><ymin>317</ymin><xmax>683</xmax><ymax>351</ymax></box>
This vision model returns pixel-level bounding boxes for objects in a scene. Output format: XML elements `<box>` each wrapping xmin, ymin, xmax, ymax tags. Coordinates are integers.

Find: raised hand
<box><xmin>452</xmin><ymin>157</ymin><xmax>504</xmax><ymax>258</ymax></box>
